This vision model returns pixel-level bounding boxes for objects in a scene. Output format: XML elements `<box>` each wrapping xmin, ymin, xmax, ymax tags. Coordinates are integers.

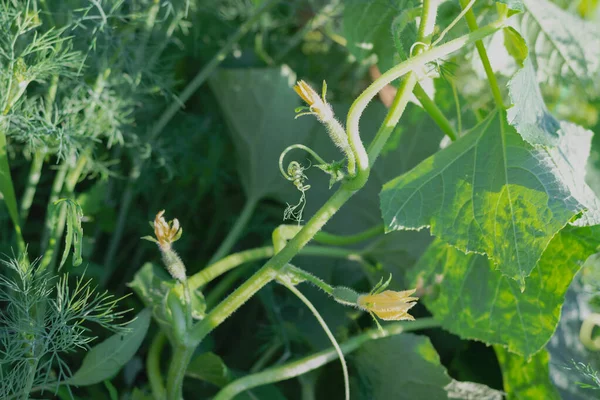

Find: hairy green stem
<box><xmin>346</xmin><ymin>19</ymin><xmax>504</xmax><ymax>189</ymax></box>
<box><xmin>314</xmin><ymin>224</ymin><xmax>384</xmax><ymax>245</ymax></box>
<box><xmin>190</xmin><ymin>241</ymin><xmax>368</xmax><ymax>291</ymax></box>
<box><xmin>148</xmin><ymin>332</ymin><xmax>167</xmax><ymax>400</ymax></box>
<box><xmin>214</xmin><ymin>318</ymin><xmax>440</xmax><ymax>400</ymax></box>
<box><xmin>283</xmin><ymin>265</ymin><xmax>333</xmax><ymax>295</ymax></box>
<box><xmin>166</xmin><ymin>344</ymin><xmax>195</xmax><ymax>400</ymax></box>
<box><xmin>281</xmin><ymin>281</ymin><xmax>349</xmax><ymax>400</ymax></box>
<box><xmin>205</xmin><ymin>264</ymin><xmax>251</xmax><ymax>309</ymax></box>
<box><xmin>208</xmin><ymin>197</ymin><xmax>259</xmax><ymax>265</ymax></box>
<box><xmin>189</xmin><ymin>187</ymin><xmax>355</xmax><ymax>345</ymax></box>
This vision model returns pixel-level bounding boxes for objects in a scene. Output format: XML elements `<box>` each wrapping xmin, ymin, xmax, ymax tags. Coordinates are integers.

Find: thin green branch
<box><xmin>283</xmin><ymin>264</ymin><xmax>333</xmax><ymax>295</ymax></box>
<box><xmin>459</xmin><ymin>0</ymin><xmax>505</xmax><ymax>109</ymax></box>
<box><xmin>190</xmin><ymin>243</ymin><xmax>366</xmax><ymax>292</ymax></box>
<box><xmin>280</xmin><ymin>281</ymin><xmax>349</xmax><ymax>400</ymax></box>
<box><xmin>413</xmin><ymin>84</ymin><xmax>457</xmax><ymax>141</ymax></box>
<box><xmin>213</xmin><ymin>318</ymin><xmax>440</xmax><ymax>400</ymax></box>
<box><xmin>208</xmin><ymin>197</ymin><xmax>259</xmax><ymax>265</ymax></box>
<box><xmin>314</xmin><ymin>224</ymin><xmax>384</xmax><ymax>246</ymax></box>
<box><xmin>0</xmin><ymin>121</ymin><xmax>25</xmax><ymax>253</ymax></box>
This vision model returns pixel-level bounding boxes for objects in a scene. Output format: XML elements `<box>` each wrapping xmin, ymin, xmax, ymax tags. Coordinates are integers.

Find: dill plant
<box><xmin>0</xmin><ymin>255</ymin><xmax>126</xmax><ymax>399</ymax></box>
<box><xmin>1</xmin><ymin>0</ymin><xmax>599</xmax><ymax>399</ymax></box>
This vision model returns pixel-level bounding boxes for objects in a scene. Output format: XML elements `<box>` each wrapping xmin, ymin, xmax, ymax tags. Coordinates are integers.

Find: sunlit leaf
<box><xmin>507</xmin><ymin>60</ymin><xmax>600</xmax><ymax>227</ymax></box>
<box><xmin>381</xmin><ymin>110</ymin><xmax>586</xmax><ymax>285</ymax></box>
<box><xmin>410</xmin><ymin>225</ymin><xmax>600</xmax><ymax>357</ymax></box>
<box><xmin>516</xmin><ymin>0</ymin><xmax>600</xmax><ymax>94</ymax></box>
<box><xmin>507</xmin><ymin>60</ymin><xmax>560</xmax><ymax>146</ymax></box>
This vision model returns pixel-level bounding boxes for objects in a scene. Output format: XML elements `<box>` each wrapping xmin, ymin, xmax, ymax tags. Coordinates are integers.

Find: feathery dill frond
<box><xmin>0</xmin><ymin>255</ymin><xmax>127</xmax><ymax>398</ymax></box>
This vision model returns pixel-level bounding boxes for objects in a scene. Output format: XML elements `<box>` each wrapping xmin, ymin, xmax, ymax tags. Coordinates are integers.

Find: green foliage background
<box><xmin>1</xmin><ymin>0</ymin><xmax>600</xmax><ymax>399</ymax></box>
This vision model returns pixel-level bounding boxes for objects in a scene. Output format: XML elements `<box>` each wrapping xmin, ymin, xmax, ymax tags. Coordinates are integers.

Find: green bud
<box><xmin>332</xmin><ymin>286</ymin><xmax>360</xmax><ymax>306</ymax></box>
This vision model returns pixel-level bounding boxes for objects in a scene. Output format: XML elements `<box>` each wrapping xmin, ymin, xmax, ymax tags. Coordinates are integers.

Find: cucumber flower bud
<box><xmin>152</xmin><ymin>210</ymin><xmax>182</xmax><ymax>249</ymax></box>
<box><xmin>142</xmin><ymin>210</ymin><xmax>186</xmax><ymax>282</ymax></box>
<box><xmin>293</xmin><ymin>80</ymin><xmax>355</xmax><ymax>173</ymax></box>
<box><xmin>357</xmin><ymin>289</ymin><xmax>418</xmax><ymax>321</ymax></box>
<box><xmin>294</xmin><ymin>80</ymin><xmax>335</xmax><ymax>123</ymax></box>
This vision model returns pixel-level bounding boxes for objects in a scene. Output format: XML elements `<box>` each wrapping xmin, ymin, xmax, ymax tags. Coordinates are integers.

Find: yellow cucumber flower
<box><xmin>357</xmin><ymin>289</ymin><xmax>418</xmax><ymax>321</ymax></box>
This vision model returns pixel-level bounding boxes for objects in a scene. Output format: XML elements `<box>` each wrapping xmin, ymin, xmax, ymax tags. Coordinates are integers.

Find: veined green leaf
<box><xmin>410</xmin><ymin>225</ymin><xmax>600</xmax><ymax>357</ymax></box>
<box><xmin>516</xmin><ymin>0</ymin><xmax>600</xmax><ymax>93</ymax></box>
<box><xmin>495</xmin><ymin>346</ymin><xmax>561</xmax><ymax>399</ymax></box>
<box><xmin>353</xmin><ymin>334</ymin><xmax>502</xmax><ymax>399</ymax></box>
<box><xmin>380</xmin><ymin>110</ymin><xmax>584</xmax><ymax>285</ymax></box>
<box><xmin>67</xmin><ymin>309</ymin><xmax>151</xmax><ymax>386</ymax></box>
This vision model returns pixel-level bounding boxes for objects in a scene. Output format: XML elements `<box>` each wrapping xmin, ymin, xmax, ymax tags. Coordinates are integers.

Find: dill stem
<box><xmin>0</xmin><ymin>120</ymin><xmax>25</xmax><ymax>253</ymax></box>
<box><xmin>20</xmin><ymin>150</ymin><xmax>45</xmax><ymax>221</ymax></box>
<box><xmin>40</xmin><ymin>161</ymin><xmax>68</xmax><ymax>252</ymax></box>
<box><xmin>22</xmin><ymin>357</ymin><xmax>40</xmax><ymax>400</ymax></box>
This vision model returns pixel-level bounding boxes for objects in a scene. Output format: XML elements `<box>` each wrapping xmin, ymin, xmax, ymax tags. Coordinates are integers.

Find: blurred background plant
<box><xmin>0</xmin><ymin>0</ymin><xmax>599</xmax><ymax>398</ymax></box>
